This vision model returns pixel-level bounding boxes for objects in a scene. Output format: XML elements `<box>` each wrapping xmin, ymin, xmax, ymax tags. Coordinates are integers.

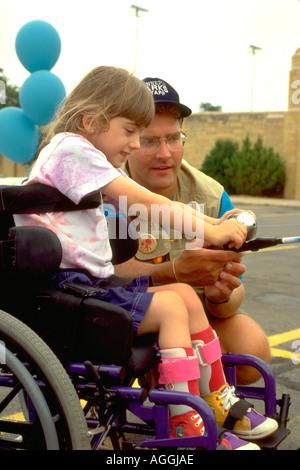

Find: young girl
<box><xmin>14</xmin><ymin>66</ymin><xmax>277</xmax><ymax>450</ymax></box>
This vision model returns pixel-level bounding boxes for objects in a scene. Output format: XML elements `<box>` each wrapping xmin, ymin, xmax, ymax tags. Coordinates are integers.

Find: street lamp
<box><xmin>249</xmin><ymin>44</ymin><xmax>262</xmax><ymax>111</ymax></box>
<box><xmin>130</xmin><ymin>4</ymin><xmax>149</xmax><ymax>73</ymax></box>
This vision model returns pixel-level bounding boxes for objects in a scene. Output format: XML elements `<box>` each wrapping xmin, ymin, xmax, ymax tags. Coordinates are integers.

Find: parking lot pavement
<box><xmin>232</xmin><ymin>200</ymin><xmax>300</xmax><ymax>450</ymax></box>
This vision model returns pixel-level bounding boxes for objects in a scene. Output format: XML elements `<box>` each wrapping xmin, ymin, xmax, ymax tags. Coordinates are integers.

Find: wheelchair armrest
<box><xmin>126</xmin><ymin>334</ymin><xmax>160</xmax><ymax>377</ymax></box>
<box><xmin>75</xmin><ymin>297</ymin><xmax>134</xmax><ymax>364</ymax></box>
<box><xmin>0</xmin><ymin>226</ymin><xmax>62</xmax><ymax>279</ymax></box>
<box><xmin>44</xmin><ymin>289</ymin><xmax>134</xmax><ymax>364</ymax></box>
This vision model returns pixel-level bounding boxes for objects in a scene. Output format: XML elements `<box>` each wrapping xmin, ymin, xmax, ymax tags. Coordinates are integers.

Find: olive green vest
<box><xmin>123</xmin><ymin>159</ymin><xmax>224</xmax><ymax>263</ymax></box>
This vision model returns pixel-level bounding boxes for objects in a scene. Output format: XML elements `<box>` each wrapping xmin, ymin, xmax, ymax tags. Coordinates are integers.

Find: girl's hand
<box><xmin>217</xmin><ymin>209</ymin><xmax>256</xmax><ymax>225</ymax></box>
<box><xmin>210</xmin><ymin>218</ymin><xmax>247</xmax><ymax>249</ymax></box>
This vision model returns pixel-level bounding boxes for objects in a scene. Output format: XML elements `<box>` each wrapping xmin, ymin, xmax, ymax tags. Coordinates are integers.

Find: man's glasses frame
<box><xmin>139</xmin><ymin>131</ymin><xmax>186</xmax><ymax>155</ymax></box>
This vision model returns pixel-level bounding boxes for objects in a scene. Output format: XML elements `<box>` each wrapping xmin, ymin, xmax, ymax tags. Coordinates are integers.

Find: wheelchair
<box><xmin>0</xmin><ymin>183</ymin><xmax>291</xmax><ymax>450</ymax></box>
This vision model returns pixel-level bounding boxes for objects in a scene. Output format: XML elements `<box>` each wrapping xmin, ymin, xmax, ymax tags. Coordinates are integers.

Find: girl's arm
<box><xmin>101</xmin><ymin>176</ymin><xmax>246</xmax><ymax>249</ymax></box>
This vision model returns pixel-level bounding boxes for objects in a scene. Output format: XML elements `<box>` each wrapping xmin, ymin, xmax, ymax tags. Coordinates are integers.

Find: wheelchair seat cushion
<box><xmin>0</xmin><ymin>275</ymin><xmax>159</xmax><ymax>376</ymax></box>
<box><xmin>15</xmin><ymin>287</ymin><xmax>159</xmax><ymax>376</ymax></box>
<box><xmin>53</xmin><ymin>271</ymin><xmax>155</xmax><ymax>334</ymax></box>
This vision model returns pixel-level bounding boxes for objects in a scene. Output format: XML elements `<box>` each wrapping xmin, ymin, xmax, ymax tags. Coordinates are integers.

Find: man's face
<box><xmin>127</xmin><ymin>114</ymin><xmax>183</xmax><ymax>198</ymax></box>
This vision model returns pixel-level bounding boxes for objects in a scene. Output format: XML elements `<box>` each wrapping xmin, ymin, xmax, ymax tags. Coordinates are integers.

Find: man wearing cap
<box><xmin>115</xmin><ymin>78</ymin><xmax>270</xmax><ymax>385</ymax></box>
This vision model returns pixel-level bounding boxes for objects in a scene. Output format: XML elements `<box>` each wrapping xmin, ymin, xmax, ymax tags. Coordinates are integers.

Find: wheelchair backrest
<box><xmin>0</xmin><ymin>184</ymin><xmax>101</xmax><ymax>280</ymax></box>
<box><xmin>0</xmin><ymin>183</ymin><xmax>139</xmax><ymax>278</ymax></box>
<box><xmin>0</xmin><ymin>183</ymin><xmax>101</xmax><ymax>216</ymax></box>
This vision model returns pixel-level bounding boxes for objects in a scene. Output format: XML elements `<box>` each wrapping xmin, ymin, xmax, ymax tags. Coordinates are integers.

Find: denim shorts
<box><xmin>52</xmin><ymin>271</ymin><xmax>155</xmax><ymax>333</ymax></box>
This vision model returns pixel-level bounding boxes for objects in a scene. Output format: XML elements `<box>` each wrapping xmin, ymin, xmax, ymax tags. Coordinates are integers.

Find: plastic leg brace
<box><xmin>192</xmin><ymin>336</ymin><xmax>222</xmax><ymax>396</ymax></box>
<box><xmin>158</xmin><ymin>348</ymin><xmax>200</xmax><ymax>417</ymax></box>
<box><xmin>192</xmin><ymin>337</ymin><xmax>253</xmax><ymax>429</ymax></box>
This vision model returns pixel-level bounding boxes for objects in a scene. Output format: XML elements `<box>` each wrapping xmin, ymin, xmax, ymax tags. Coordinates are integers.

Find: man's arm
<box><xmin>114</xmin><ymin>256</ymin><xmax>177</xmax><ymax>283</ymax></box>
<box><xmin>205</xmin><ymin>283</ymin><xmax>245</xmax><ymax>319</ymax></box>
<box><xmin>114</xmin><ymin>247</ymin><xmax>245</xmax><ymax>286</ymax></box>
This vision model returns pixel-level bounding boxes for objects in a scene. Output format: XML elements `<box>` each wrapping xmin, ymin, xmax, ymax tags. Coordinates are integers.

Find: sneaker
<box><xmin>220</xmin><ymin>432</ymin><xmax>260</xmax><ymax>450</ymax></box>
<box><xmin>202</xmin><ymin>384</ymin><xmax>278</xmax><ymax>440</ymax></box>
<box><xmin>170</xmin><ymin>410</ymin><xmax>205</xmax><ymax>438</ymax></box>
<box><xmin>170</xmin><ymin>410</ymin><xmax>260</xmax><ymax>450</ymax></box>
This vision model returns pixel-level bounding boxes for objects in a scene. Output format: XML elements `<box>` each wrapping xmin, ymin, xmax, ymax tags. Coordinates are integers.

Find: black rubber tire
<box><xmin>0</xmin><ymin>309</ymin><xmax>90</xmax><ymax>450</ymax></box>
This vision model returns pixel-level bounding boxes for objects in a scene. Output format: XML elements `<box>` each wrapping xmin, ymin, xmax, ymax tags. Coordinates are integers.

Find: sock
<box><xmin>191</xmin><ymin>326</ymin><xmax>226</xmax><ymax>393</ymax></box>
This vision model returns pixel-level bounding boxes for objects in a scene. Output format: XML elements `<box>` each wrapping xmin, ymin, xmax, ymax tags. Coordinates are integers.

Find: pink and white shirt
<box><xmin>14</xmin><ymin>133</ymin><xmax>125</xmax><ymax>278</ymax></box>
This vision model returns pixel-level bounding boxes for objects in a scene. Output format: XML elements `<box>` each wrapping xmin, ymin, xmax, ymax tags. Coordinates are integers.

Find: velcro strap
<box><xmin>158</xmin><ymin>356</ymin><xmax>200</xmax><ymax>384</ymax></box>
<box><xmin>223</xmin><ymin>399</ymin><xmax>253</xmax><ymax>431</ymax></box>
<box><xmin>200</xmin><ymin>337</ymin><xmax>221</xmax><ymax>365</ymax></box>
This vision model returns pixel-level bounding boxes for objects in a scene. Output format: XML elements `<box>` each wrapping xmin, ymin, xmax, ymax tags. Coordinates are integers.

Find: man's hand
<box><xmin>204</xmin><ymin>260</ymin><xmax>246</xmax><ymax>303</ymax></box>
<box><xmin>173</xmin><ymin>247</ymin><xmax>245</xmax><ymax>286</ymax></box>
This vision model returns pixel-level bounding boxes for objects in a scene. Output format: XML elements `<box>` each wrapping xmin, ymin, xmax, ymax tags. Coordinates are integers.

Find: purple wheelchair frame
<box><xmin>67</xmin><ymin>352</ymin><xmax>290</xmax><ymax>451</ymax></box>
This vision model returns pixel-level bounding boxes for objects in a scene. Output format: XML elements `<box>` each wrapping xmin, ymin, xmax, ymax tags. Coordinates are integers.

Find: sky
<box><xmin>1</xmin><ymin>0</ymin><xmax>300</xmax><ymax>113</ymax></box>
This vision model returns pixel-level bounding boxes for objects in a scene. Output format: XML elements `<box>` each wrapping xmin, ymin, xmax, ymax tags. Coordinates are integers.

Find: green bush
<box><xmin>200</xmin><ymin>136</ymin><xmax>285</xmax><ymax>196</ymax></box>
<box><xmin>200</xmin><ymin>139</ymin><xmax>239</xmax><ymax>194</ymax></box>
<box><xmin>229</xmin><ymin>136</ymin><xmax>285</xmax><ymax>196</ymax></box>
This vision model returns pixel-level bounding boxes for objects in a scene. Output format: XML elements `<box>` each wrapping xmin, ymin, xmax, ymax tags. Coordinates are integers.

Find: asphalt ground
<box><xmin>231</xmin><ymin>197</ymin><xmax>300</xmax><ymax>450</ymax></box>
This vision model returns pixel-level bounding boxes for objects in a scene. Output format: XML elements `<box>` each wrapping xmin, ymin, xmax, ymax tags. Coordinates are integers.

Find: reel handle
<box><xmin>226</xmin><ymin>212</ymin><xmax>257</xmax><ymax>241</ymax></box>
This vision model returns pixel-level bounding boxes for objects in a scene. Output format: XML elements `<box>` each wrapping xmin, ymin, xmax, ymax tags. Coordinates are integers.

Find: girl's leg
<box><xmin>154</xmin><ymin>284</ymin><xmax>278</xmax><ymax>440</ymax></box>
<box><xmin>146</xmin><ymin>282</ymin><xmax>209</xmax><ymax>336</ymax></box>
<box><xmin>137</xmin><ymin>285</ymin><xmax>259</xmax><ymax>449</ymax></box>
<box><xmin>137</xmin><ymin>288</ymin><xmax>204</xmax><ymax>437</ymax></box>
<box><xmin>137</xmin><ymin>287</ymin><xmax>194</xmax><ymax>348</ymax></box>
<box><xmin>146</xmin><ymin>283</ymin><xmax>227</xmax><ymax>392</ymax></box>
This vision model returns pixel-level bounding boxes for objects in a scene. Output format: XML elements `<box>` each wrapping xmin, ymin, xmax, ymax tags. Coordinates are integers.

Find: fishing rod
<box><xmin>231</xmin><ymin>235</ymin><xmax>300</xmax><ymax>253</ymax></box>
<box><xmin>224</xmin><ymin>212</ymin><xmax>300</xmax><ymax>252</ymax></box>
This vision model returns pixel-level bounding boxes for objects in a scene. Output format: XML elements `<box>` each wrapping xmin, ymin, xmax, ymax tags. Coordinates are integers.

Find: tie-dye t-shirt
<box><xmin>14</xmin><ymin>133</ymin><xmax>125</xmax><ymax>279</ymax></box>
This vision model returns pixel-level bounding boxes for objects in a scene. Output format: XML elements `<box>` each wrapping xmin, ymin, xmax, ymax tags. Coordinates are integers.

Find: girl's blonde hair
<box><xmin>41</xmin><ymin>66</ymin><xmax>155</xmax><ymax>145</ymax></box>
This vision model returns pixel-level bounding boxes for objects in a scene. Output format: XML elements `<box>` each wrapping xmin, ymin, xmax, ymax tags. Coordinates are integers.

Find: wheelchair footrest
<box><xmin>249</xmin><ymin>426</ymin><xmax>290</xmax><ymax>450</ymax></box>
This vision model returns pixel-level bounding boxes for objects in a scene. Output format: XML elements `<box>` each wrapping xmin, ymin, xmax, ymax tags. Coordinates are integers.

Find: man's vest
<box><xmin>123</xmin><ymin>159</ymin><xmax>224</xmax><ymax>264</ymax></box>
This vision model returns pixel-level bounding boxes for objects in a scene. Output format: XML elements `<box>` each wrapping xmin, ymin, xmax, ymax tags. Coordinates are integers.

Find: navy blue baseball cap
<box><xmin>143</xmin><ymin>77</ymin><xmax>192</xmax><ymax>118</ymax></box>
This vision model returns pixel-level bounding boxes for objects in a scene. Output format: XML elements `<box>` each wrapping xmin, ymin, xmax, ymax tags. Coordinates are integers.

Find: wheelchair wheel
<box><xmin>0</xmin><ymin>309</ymin><xmax>90</xmax><ymax>450</ymax></box>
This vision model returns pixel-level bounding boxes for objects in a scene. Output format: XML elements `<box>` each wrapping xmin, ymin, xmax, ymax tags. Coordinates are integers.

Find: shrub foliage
<box><xmin>200</xmin><ymin>136</ymin><xmax>285</xmax><ymax>196</ymax></box>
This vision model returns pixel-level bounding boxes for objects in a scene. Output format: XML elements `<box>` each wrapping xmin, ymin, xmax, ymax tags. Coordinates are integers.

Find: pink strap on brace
<box><xmin>200</xmin><ymin>337</ymin><xmax>221</xmax><ymax>365</ymax></box>
<box><xmin>158</xmin><ymin>356</ymin><xmax>200</xmax><ymax>384</ymax></box>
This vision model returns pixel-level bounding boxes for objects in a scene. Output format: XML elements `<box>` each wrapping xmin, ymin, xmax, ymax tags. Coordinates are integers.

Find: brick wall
<box><xmin>181</xmin><ymin>48</ymin><xmax>300</xmax><ymax>199</ymax></box>
<box><xmin>182</xmin><ymin>111</ymin><xmax>285</xmax><ymax>170</ymax></box>
<box><xmin>0</xmin><ymin>156</ymin><xmax>27</xmax><ymax>178</ymax></box>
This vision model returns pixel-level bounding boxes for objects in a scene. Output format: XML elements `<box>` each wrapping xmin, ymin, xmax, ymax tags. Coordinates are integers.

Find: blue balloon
<box><xmin>19</xmin><ymin>70</ymin><xmax>66</xmax><ymax>126</ymax></box>
<box><xmin>15</xmin><ymin>20</ymin><xmax>61</xmax><ymax>73</ymax></box>
<box><xmin>0</xmin><ymin>107</ymin><xmax>39</xmax><ymax>163</ymax></box>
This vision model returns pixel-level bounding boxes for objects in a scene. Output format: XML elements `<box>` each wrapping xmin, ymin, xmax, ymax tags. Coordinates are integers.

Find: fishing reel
<box><xmin>225</xmin><ymin>211</ymin><xmax>300</xmax><ymax>252</ymax></box>
<box><xmin>226</xmin><ymin>212</ymin><xmax>257</xmax><ymax>241</ymax></box>
<box><xmin>227</xmin><ymin>211</ymin><xmax>257</xmax><ymax>241</ymax></box>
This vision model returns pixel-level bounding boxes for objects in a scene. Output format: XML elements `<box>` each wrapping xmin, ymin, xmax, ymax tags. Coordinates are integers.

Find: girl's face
<box><xmin>87</xmin><ymin>117</ymin><xmax>142</xmax><ymax>168</ymax></box>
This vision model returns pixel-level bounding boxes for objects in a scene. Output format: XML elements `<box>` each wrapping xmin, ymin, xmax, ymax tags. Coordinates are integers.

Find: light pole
<box><xmin>249</xmin><ymin>44</ymin><xmax>262</xmax><ymax>111</ymax></box>
<box><xmin>130</xmin><ymin>4</ymin><xmax>149</xmax><ymax>73</ymax></box>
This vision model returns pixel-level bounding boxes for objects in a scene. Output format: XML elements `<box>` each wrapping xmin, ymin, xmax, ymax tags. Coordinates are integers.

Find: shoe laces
<box><xmin>216</xmin><ymin>385</ymin><xmax>239</xmax><ymax>415</ymax></box>
<box><xmin>191</xmin><ymin>413</ymin><xmax>203</xmax><ymax>428</ymax></box>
